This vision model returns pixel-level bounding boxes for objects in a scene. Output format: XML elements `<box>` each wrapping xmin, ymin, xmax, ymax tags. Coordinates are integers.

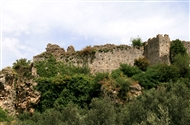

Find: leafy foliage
<box><xmin>12</xmin><ymin>58</ymin><xmax>31</xmax><ymax>77</ymax></box>
<box><xmin>13</xmin><ymin>44</ymin><xmax>190</xmax><ymax>125</ymax></box>
<box><xmin>54</xmin><ymin>74</ymin><xmax>96</xmax><ymax>108</ymax></box>
<box><xmin>111</xmin><ymin>69</ymin><xmax>123</xmax><ymax>79</ymax></box>
<box><xmin>120</xmin><ymin>63</ymin><xmax>141</xmax><ymax>77</ymax></box>
<box><xmin>132</xmin><ymin>63</ymin><xmax>179</xmax><ymax>89</ymax></box>
<box><xmin>0</xmin><ymin>107</ymin><xmax>11</xmax><ymax>122</ymax></box>
<box><xmin>115</xmin><ymin>77</ymin><xmax>131</xmax><ymax>100</ymax></box>
<box><xmin>173</xmin><ymin>54</ymin><xmax>190</xmax><ymax>78</ymax></box>
<box><xmin>84</xmin><ymin>98</ymin><xmax>116</xmax><ymax>125</ymax></box>
<box><xmin>170</xmin><ymin>39</ymin><xmax>187</xmax><ymax>63</ymax></box>
<box><xmin>13</xmin><ymin>58</ymin><xmax>31</xmax><ymax>70</ymax></box>
<box><xmin>16</xmin><ymin>80</ymin><xmax>190</xmax><ymax>125</ymax></box>
<box><xmin>134</xmin><ymin>57</ymin><xmax>150</xmax><ymax>71</ymax></box>
<box><xmin>120</xmin><ymin>81</ymin><xmax>190</xmax><ymax>125</ymax></box>
<box><xmin>131</xmin><ymin>37</ymin><xmax>143</xmax><ymax>48</ymax></box>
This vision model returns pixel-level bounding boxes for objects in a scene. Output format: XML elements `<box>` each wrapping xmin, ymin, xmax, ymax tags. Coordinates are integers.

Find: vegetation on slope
<box><xmin>1</xmin><ymin>39</ymin><xmax>190</xmax><ymax>125</ymax></box>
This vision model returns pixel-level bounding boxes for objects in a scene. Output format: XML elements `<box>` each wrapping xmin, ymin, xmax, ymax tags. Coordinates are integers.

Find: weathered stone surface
<box><xmin>128</xmin><ymin>83</ymin><xmax>142</xmax><ymax>98</ymax></box>
<box><xmin>144</xmin><ymin>34</ymin><xmax>170</xmax><ymax>65</ymax></box>
<box><xmin>0</xmin><ymin>67</ymin><xmax>40</xmax><ymax>115</ymax></box>
<box><xmin>33</xmin><ymin>34</ymin><xmax>183</xmax><ymax>74</ymax></box>
<box><xmin>130</xmin><ymin>83</ymin><xmax>142</xmax><ymax>91</ymax></box>
<box><xmin>67</xmin><ymin>45</ymin><xmax>75</xmax><ymax>53</ymax></box>
<box><xmin>46</xmin><ymin>43</ymin><xmax>65</xmax><ymax>53</ymax></box>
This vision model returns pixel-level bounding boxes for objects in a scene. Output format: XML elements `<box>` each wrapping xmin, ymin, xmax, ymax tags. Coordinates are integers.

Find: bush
<box><xmin>120</xmin><ymin>81</ymin><xmax>190</xmax><ymax>125</ymax></box>
<box><xmin>111</xmin><ymin>69</ymin><xmax>123</xmax><ymax>79</ymax></box>
<box><xmin>173</xmin><ymin>54</ymin><xmax>190</xmax><ymax>78</ymax></box>
<box><xmin>34</xmin><ymin>55</ymin><xmax>57</xmax><ymax>77</ymax></box>
<box><xmin>12</xmin><ymin>58</ymin><xmax>31</xmax><ymax>77</ymax></box>
<box><xmin>132</xmin><ymin>72</ymin><xmax>156</xmax><ymax>89</ymax></box>
<box><xmin>94</xmin><ymin>72</ymin><xmax>109</xmax><ymax>83</ymax></box>
<box><xmin>132</xmin><ymin>64</ymin><xmax>179</xmax><ymax>89</ymax></box>
<box><xmin>13</xmin><ymin>58</ymin><xmax>31</xmax><ymax>70</ymax></box>
<box><xmin>115</xmin><ymin>77</ymin><xmax>131</xmax><ymax>100</ymax></box>
<box><xmin>120</xmin><ymin>63</ymin><xmax>141</xmax><ymax>77</ymax></box>
<box><xmin>134</xmin><ymin>57</ymin><xmax>150</xmax><ymax>71</ymax></box>
<box><xmin>170</xmin><ymin>39</ymin><xmax>187</xmax><ymax>63</ymax></box>
<box><xmin>84</xmin><ymin>98</ymin><xmax>116</xmax><ymax>125</ymax></box>
<box><xmin>0</xmin><ymin>107</ymin><xmax>11</xmax><ymax>122</ymax></box>
<box><xmin>131</xmin><ymin>37</ymin><xmax>143</xmax><ymax>48</ymax></box>
<box><xmin>55</xmin><ymin>74</ymin><xmax>96</xmax><ymax>108</ymax></box>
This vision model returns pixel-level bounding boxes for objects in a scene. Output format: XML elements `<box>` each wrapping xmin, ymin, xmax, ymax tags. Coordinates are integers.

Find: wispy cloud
<box><xmin>1</xmin><ymin>0</ymin><xmax>189</xmax><ymax>68</ymax></box>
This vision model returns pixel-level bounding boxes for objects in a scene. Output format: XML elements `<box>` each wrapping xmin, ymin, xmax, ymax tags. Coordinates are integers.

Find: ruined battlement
<box><xmin>144</xmin><ymin>34</ymin><xmax>170</xmax><ymax>65</ymax></box>
<box><xmin>33</xmin><ymin>34</ymin><xmax>190</xmax><ymax>73</ymax></box>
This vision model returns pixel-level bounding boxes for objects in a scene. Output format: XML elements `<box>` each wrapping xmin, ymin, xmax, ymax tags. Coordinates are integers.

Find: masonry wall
<box><xmin>89</xmin><ymin>47</ymin><xmax>144</xmax><ymax>73</ymax></box>
<box><xmin>158</xmin><ymin>34</ymin><xmax>170</xmax><ymax>64</ymax></box>
<box><xmin>144</xmin><ymin>34</ymin><xmax>170</xmax><ymax>65</ymax></box>
<box><xmin>33</xmin><ymin>34</ymin><xmax>190</xmax><ymax>74</ymax></box>
<box><xmin>182</xmin><ymin>41</ymin><xmax>190</xmax><ymax>55</ymax></box>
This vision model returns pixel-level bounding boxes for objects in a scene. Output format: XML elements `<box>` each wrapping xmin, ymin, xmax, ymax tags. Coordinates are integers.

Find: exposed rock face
<box><xmin>128</xmin><ymin>82</ymin><xmax>142</xmax><ymax>99</ymax></box>
<box><xmin>0</xmin><ymin>67</ymin><xmax>40</xmax><ymax>115</ymax></box>
<box><xmin>0</xmin><ymin>67</ymin><xmax>16</xmax><ymax>115</ymax></box>
<box><xmin>15</xmin><ymin>79</ymin><xmax>40</xmax><ymax>114</ymax></box>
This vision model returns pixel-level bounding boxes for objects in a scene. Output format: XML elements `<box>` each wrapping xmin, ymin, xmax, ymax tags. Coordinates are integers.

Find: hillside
<box><xmin>0</xmin><ymin>34</ymin><xmax>190</xmax><ymax>124</ymax></box>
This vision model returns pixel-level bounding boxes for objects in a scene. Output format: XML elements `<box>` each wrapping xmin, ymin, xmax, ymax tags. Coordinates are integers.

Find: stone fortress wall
<box><xmin>33</xmin><ymin>34</ymin><xmax>190</xmax><ymax>73</ymax></box>
<box><xmin>144</xmin><ymin>34</ymin><xmax>170</xmax><ymax>65</ymax></box>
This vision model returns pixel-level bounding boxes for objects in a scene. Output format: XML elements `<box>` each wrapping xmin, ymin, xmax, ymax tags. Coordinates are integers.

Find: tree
<box><xmin>84</xmin><ymin>98</ymin><xmax>116</xmax><ymax>125</ymax></box>
<box><xmin>12</xmin><ymin>58</ymin><xmax>31</xmax><ymax>77</ymax></box>
<box><xmin>120</xmin><ymin>81</ymin><xmax>190</xmax><ymax>125</ymax></box>
<box><xmin>173</xmin><ymin>54</ymin><xmax>190</xmax><ymax>78</ymax></box>
<box><xmin>134</xmin><ymin>57</ymin><xmax>150</xmax><ymax>71</ymax></box>
<box><xmin>131</xmin><ymin>37</ymin><xmax>143</xmax><ymax>48</ymax></box>
<box><xmin>120</xmin><ymin>63</ymin><xmax>141</xmax><ymax>77</ymax></box>
<box><xmin>13</xmin><ymin>58</ymin><xmax>31</xmax><ymax>70</ymax></box>
<box><xmin>170</xmin><ymin>39</ymin><xmax>187</xmax><ymax>63</ymax></box>
<box><xmin>132</xmin><ymin>64</ymin><xmax>179</xmax><ymax>89</ymax></box>
<box><xmin>34</xmin><ymin>55</ymin><xmax>57</xmax><ymax>77</ymax></box>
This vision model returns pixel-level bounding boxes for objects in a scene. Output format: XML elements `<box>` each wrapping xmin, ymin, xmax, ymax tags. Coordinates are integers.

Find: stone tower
<box><xmin>144</xmin><ymin>34</ymin><xmax>170</xmax><ymax>65</ymax></box>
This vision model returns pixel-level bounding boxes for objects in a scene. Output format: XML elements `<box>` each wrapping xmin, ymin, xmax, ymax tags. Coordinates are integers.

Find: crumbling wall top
<box><xmin>46</xmin><ymin>43</ymin><xmax>65</xmax><ymax>53</ymax></box>
<box><xmin>67</xmin><ymin>45</ymin><xmax>75</xmax><ymax>53</ymax></box>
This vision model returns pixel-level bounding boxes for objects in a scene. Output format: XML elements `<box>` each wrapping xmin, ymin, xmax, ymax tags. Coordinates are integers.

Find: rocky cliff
<box><xmin>0</xmin><ymin>67</ymin><xmax>40</xmax><ymax>115</ymax></box>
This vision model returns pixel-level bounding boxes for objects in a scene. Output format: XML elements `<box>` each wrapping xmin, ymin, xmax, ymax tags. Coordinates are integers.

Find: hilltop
<box><xmin>0</xmin><ymin>34</ymin><xmax>190</xmax><ymax>124</ymax></box>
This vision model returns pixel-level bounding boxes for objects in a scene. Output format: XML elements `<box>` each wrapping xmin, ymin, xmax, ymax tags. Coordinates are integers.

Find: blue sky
<box><xmin>1</xmin><ymin>0</ymin><xmax>189</xmax><ymax>69</ymax></box>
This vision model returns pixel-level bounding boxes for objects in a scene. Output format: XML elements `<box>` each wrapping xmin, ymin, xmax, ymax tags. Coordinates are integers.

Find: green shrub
<box><xmin>131</xmin><ymin>37</ymin><xmax>143</xmax><ymax>48</ymax></box>
<box><xmin>132</xmin><ymin>63</ymin><xmax>179</xmax><ymax>89</ymax></box>
<box><xmin>170</xmin><ymin>39</ymin><xmax>187</xmax><ymax>63</ymax></box>
<box><xmin>173</xmin><ymin>54</ymin><xmax>190</xmax><ymax>78</ymax></box>
<box><xmin>120</xmin><ymin>81</ymin><xmax>190</xmax><ymax>125</ymax></box>
<box><xmin>94</xmin><ymin>72</ymin><xmax>109</xmax><ymax>83</ymax></box>
<box><xmin>0</xmin><ymin>107</ymin><xmax>11</xmax><ymax>122</ymax></box>
<box><xmin>12</xmin><ymin>58</ymin><xmax>31</xmax><ymax>77</ymax></box>
<box><xmin>134</xmin><ymin>57</ymin><xmax>150</xmax><ymax>71</ymax></box>
<box><xmin>111</xmin><ymin>69</ymin><xmax>123</xmax><ymax>79</ymax></box>
<box><xmin>84</xmin><ymin>98</ymin><xmax>116</xmax><ymax>125</ymax></box>
<box><xmin>120</xmin><ymin>63</ymin><xmax>141</xmax><ymax>77</ymax></box>
<box><xmin>13</xmin><ymin>58</ymin><xmax>31</xmax><ymax>70</ymax></box>
<box><xmin>132</xmin><ymin>72</ymin><xmax>156</xmax><ymax>89</ymax></box>
<box><xmin>55</xmin><ymin>74</ymin><xmax>96</xmax><ymax>108</ymax></box>
<box><xmin>34</xmin><ymin>55</ymin><xmax>57</xmax><ymax>77</ymax></box>
<box><xmin>116</xmin><ymin>77</ymin><xmax>131</xmax><ymax>100</ymax></box>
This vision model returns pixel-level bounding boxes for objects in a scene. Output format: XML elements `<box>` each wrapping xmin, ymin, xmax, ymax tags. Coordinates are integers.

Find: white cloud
<box><xmin>2</xmin><ymin>37</ymin><xmax>36</xmax><ymax>67</ymax></box>
<box><xmin>1</xmin><ymin>1</ymin><xmax>189</xmax><ymax>68</ymax></box>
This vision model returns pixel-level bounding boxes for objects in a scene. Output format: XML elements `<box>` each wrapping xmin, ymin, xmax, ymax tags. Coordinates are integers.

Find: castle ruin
<box><xmin>33</xmin><ymin>34</ymin><xmax>189</xmax><ymax>73</ymax></box>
